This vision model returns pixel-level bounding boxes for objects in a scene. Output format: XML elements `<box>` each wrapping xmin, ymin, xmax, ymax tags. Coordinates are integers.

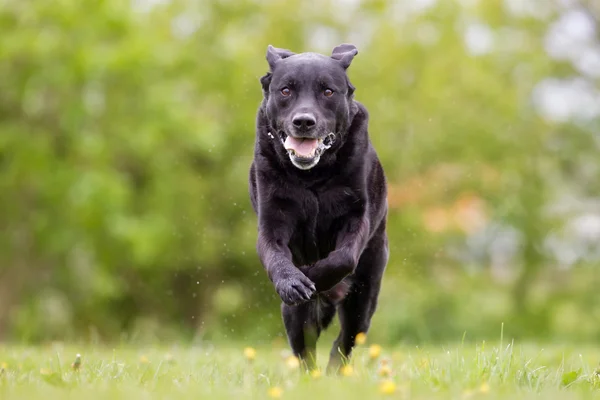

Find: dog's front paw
<box><xmin>275</xmin><ymin>271</ymin><xmax>316</xmax><ymax>305</ymax></box>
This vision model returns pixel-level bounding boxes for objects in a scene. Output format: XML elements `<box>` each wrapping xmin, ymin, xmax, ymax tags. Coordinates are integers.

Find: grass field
<box><xmin>1</xmin><ymin>339</ymin><xmax>599</xmax><ymax>399</ymax></box>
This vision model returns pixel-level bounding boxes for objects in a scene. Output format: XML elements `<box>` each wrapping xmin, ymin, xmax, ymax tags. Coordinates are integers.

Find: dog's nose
<box><xmin>292</xmin><ymin>113</ymin><xmax>316</xmax><ymax>131</ymax></box>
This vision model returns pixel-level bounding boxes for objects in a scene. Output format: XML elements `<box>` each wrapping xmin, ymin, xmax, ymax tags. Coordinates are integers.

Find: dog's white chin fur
<box><xmin>289</xmin><ymin>154</ymin><xmax>320</xmax><ymax>170</ymax></box>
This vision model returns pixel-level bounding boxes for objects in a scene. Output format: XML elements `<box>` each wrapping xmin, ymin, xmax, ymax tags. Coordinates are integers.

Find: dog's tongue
<box><xmin>284</xmin><ymin>136</ymin><xmax>318</xmax><ymax>157</ymax></box>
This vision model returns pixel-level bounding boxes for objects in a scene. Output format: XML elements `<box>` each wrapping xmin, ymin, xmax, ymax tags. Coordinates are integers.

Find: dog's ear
<box><xmin>331</xmin><ymin>43</ymin><xmax>358</xmax><ymax>69</ymax></box>
<box><xmin>347</xmin><ymin>80</ymin><xmax>355</xmax><ymax>96</ymax></box>
<box><xmin>266</xmin><ymin>45</ymin><xmax>295</xmax><ymax>70</ymax></box>
<box><xmin>260</xmin><ymin>72</ymin><xmax>272</xmax><ymax>96</ymax></box>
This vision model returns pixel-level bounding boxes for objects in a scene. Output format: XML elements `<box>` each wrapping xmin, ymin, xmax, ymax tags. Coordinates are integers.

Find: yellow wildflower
<box><xmin>243</xmin><ymin>347</ymin><xmax>256</xmax><ymax>361</ymax></box>
<box><xmin>267</xmin><ymin>386</ymin><xmax>283</xmax><ymax>398</ymax></box>
<box><xmin>379</xmin><ymin>379</ymin><xmax>397</xmax><ymax>395</ymax></box>
<box><xmin>368</xmin><ymin>344</ymin><xmax>382</xmax><ymax>359</ymax></box>
<box><xmin>310</xmin><ymin>369</ymin><xmax>322</xmax><ymax>379</ymax></box>
<box><xmin>479</xmin><ymin>382</ymin><xmax>490</xmax><ymax>393</ymax></box>
<box><xmin>378</xmin><ymin>364</ymin><xmax>393</xmax><ymax>377</ymax></box>
<box><xmin>355</xmin><ymin>332</ymin><xmax>367</xmax><ymax>345</ymax></box>
<box><xmin>285</xmin><ymin>355</ymin><xmax>300</xmax><ymax>370</ymax></box>
<box><xmin>341</xmin><ymin>365</ymin><xmax>354</xmax><ymax>376</ymax></box>
<box><xmin>140</xmin><ymin>355</ymin><xmax>150</xmax><ymax>364</ymax></box>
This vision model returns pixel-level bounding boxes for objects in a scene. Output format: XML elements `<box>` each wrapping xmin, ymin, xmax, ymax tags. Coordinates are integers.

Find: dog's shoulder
<box><xmin>345</xmin><ymin>100</ymin><xmax>387</xmax><ymax>207</ymax></box>
<box><xmin>351</xmin><ymin>99</ymin><xmax>369</xmax><ymax>120</ymax></box>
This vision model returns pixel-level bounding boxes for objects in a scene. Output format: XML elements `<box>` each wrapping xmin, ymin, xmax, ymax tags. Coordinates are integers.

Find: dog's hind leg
<box><xmin>281</xmin><ymin>302</ymin><xmax>319</xmax><ymax>370</ymax></box>
<box><xmin>282</xmin><ymin>300</ymin><xmax>335</xmax><ymax>371</ymax></box>
<box><xmin>326</xmin><ymin>237</ymin><xmax>388</xmax><ymax>374</ymax></box>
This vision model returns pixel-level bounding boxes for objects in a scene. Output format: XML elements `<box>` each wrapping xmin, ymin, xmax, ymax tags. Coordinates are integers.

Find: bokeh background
<box><xmin>1</xmin><ymin>0</ymin><xmax>599</xmax><ymax>346</ymax></box>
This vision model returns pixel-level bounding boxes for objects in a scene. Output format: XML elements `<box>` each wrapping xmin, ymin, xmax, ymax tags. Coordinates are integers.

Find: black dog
<box><xmin>249</xmin><ymin>44</ymin><xmax>388</xmax><ymax>373</ymax></box>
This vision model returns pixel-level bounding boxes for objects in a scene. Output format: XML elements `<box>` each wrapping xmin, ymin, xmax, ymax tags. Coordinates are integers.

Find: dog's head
<box><xmin>260</xmin><ymin>44</ymin><xmax>358</xmax><ymax>170</ymax></box>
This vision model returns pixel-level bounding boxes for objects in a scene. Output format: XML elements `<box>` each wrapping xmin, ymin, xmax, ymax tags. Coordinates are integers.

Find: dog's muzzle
<box><xmin>275</xmin><ymin>132</ymin><xmax>335</xmax><ymax>170</ymax></box>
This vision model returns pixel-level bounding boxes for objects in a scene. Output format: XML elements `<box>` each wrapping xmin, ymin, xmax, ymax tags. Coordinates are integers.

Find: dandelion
<box><xmin>341</xmin><ymin>365</ymin><xmax>354</xmax><ymax>377</ymax></box>
<box><xmin>40</xmin><ymin>368</ymin><xmax>52</xmax><ymax>376</ymax></box>
<box><xmin>140</xmin><ymin>355</ymin><xmax>150</xmax><ymax>364</ymax></box>
<box><xmin>267</xmin><ymin>386</ymin><xmax>283</xmax><ymax>398</ymax></box>
<box><xmin>479</xmin><ymin>382</ymin><xmax>490</xmax><ymax>393</ymax></box>
<box><xmin>285</xmin><ymin>355</ymin><xmax>300</xmax><ymax>370</ymax></box>
<box><xmin>243</xmin><ymin>347</ymin><xmax>257</xmax><ymax>362</ymax></box>
<box><xmin>71</xmin><ymin>354</ymin><xmax>82</xmax><ymax>371</ymax></box>
<box><xmin>1</xmin><ymin>362</ymin><xmax>7</xmax><ymax>370</ymax></box>
<box><xmin>355</xmin><ymin>332</ymin><xmax>367</xmax><ymax>345</ymax></box>
<box><xmin>378</xmin><ymin>363</ymin><xmax>393</xmax><ymax>378</ymax></box>
<box><xmin>379</xmin><ymin>379</ymin><xmax>397</xmax><ymax>395</ymax></box>
<box><xmin>378</xmin><ymin>365</ymin><xmax>392</xmax><ymax>377</ymax></box>
<box><xmin>368</xmin><ymin>344</ymin><xmax>382</xmax><ymax>360</ymax></box>
<box><xmin>310</xmin><ymin>369</ymin><xmax>322</xmax><ymax>379</ymax></box>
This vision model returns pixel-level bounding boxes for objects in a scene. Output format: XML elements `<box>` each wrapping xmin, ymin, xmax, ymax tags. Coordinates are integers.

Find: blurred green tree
<box><xmin>0</xmin><ymin>0</ymin><xmax>598</xmax><ymax>344</ymax></box>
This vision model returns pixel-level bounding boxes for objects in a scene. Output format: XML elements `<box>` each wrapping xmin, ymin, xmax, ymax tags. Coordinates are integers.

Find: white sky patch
<box><xmin>464</xmin><ymin>22</ymin><xmax>495</xmax><ymax>56</ymax></box>
<box><xmin>533</xmin><ymin>78</ymin><xmax>600</xmax><ymax>123</ymax></box>
<box><xmin>332</xmin><ymin>0</ymin><xmax>361</xmax><ymax>22</ymax></box>
<box><xmin>408</xmin><ymin>0</ymin><xmax>438</xmax><ymax>13</ymax></box>
<box><xmin>391</xmin><ymin>0</ymin><xmax>438</xmax><ymax>23</ymax></box>
<box><xmin>346</xmin><ymin>19</ymin><xmax>375</xmax><ymax>50</ymax></box>
<box><xmin>556</xmin><ymin>0</ymin><xmax>580</xmax><ymax>9</ymax></box>
<box><xmin>540</xmin><ymin>6</ymin><xmax>600</xmax><ymax>121</ymax></box>
<box><xmin>546</xmin><ymin>212</ymin><xmax>600</xmax><ymax>268</ymax></box>
<box><xmin>575</xmin><ymin>46</ymin><xmax>600</xmax><ymax>78</ymax></box>
<box><xmin>131</xmin><ymin>0</ymin><xmax>170</xmax><ymax>13</ymax></box>
<box><xmin>306</xmin><ymin>26</ymin><xmax>341</xmax><ymax>54</ymax></box>
<box><xmin>572</xmin><ymin>214</ymin><xmax>600</xmax><ymax>242</ymax></box>
<box><xmin>503</xmin><ymin>0</ymin><xmax>554</xmax><ymax>19</ymax></box>
<box><xmin>545</xmin><ymin>9</ymin><xmax>597</xmax><ymax>60</ymax></box>
<box><xmin>171</xmin><ymin>14</ymin><xmax>203</xmax><ymax>39</ymax></box>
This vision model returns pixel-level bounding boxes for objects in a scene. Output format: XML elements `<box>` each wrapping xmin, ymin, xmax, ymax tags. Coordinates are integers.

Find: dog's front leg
<box><xmin>257</xmin><ymin>212</ymin><xmax>316</xmax><ymax>305</ymax></box>
<box><xmin>304</xmin><ymin>214</ymin><xmax>370</xmax><ymax>292</ymax></box>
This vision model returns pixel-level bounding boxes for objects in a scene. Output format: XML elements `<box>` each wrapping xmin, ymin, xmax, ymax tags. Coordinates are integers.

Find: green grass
<box><xmin>0</xmin><ymin>340</ymin><xmax>599</xmax><ymax>399</ymax></box>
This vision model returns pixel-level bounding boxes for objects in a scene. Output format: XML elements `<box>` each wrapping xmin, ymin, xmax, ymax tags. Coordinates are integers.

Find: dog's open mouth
<box><xmin>284</xmin><ymin>136</ymin><xmax>319</xmax><ymax>158</ymax></box>
<box><xmin>279</xmin><ymin>132</ymin><xmax>335</xmax><ymax>170</ymax></box>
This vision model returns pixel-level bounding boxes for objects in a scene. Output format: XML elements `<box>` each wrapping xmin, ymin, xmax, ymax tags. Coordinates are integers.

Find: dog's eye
<box><xmin>324</xmin><ymin>89</ymin><xmax>334</xmax><ymax>97</ymax></box>
<box><xmin>281</xmin><ymin>87</ymin><xmax>291</xmax><ymax>96</ymax></box>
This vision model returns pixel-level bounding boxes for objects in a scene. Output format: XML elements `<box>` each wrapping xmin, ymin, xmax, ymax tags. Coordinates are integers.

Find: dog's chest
<box><xmin>288</xmin><ymin>186</ymin><xmax>357</xmax><ymax>266</ymax></box>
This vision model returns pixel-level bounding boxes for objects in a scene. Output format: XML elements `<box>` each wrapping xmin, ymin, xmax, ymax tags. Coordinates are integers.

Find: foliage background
<box><xmin>1</xmin><ymin>0</ymin><xmax>599</xmax><ymax>345</ymax></box>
